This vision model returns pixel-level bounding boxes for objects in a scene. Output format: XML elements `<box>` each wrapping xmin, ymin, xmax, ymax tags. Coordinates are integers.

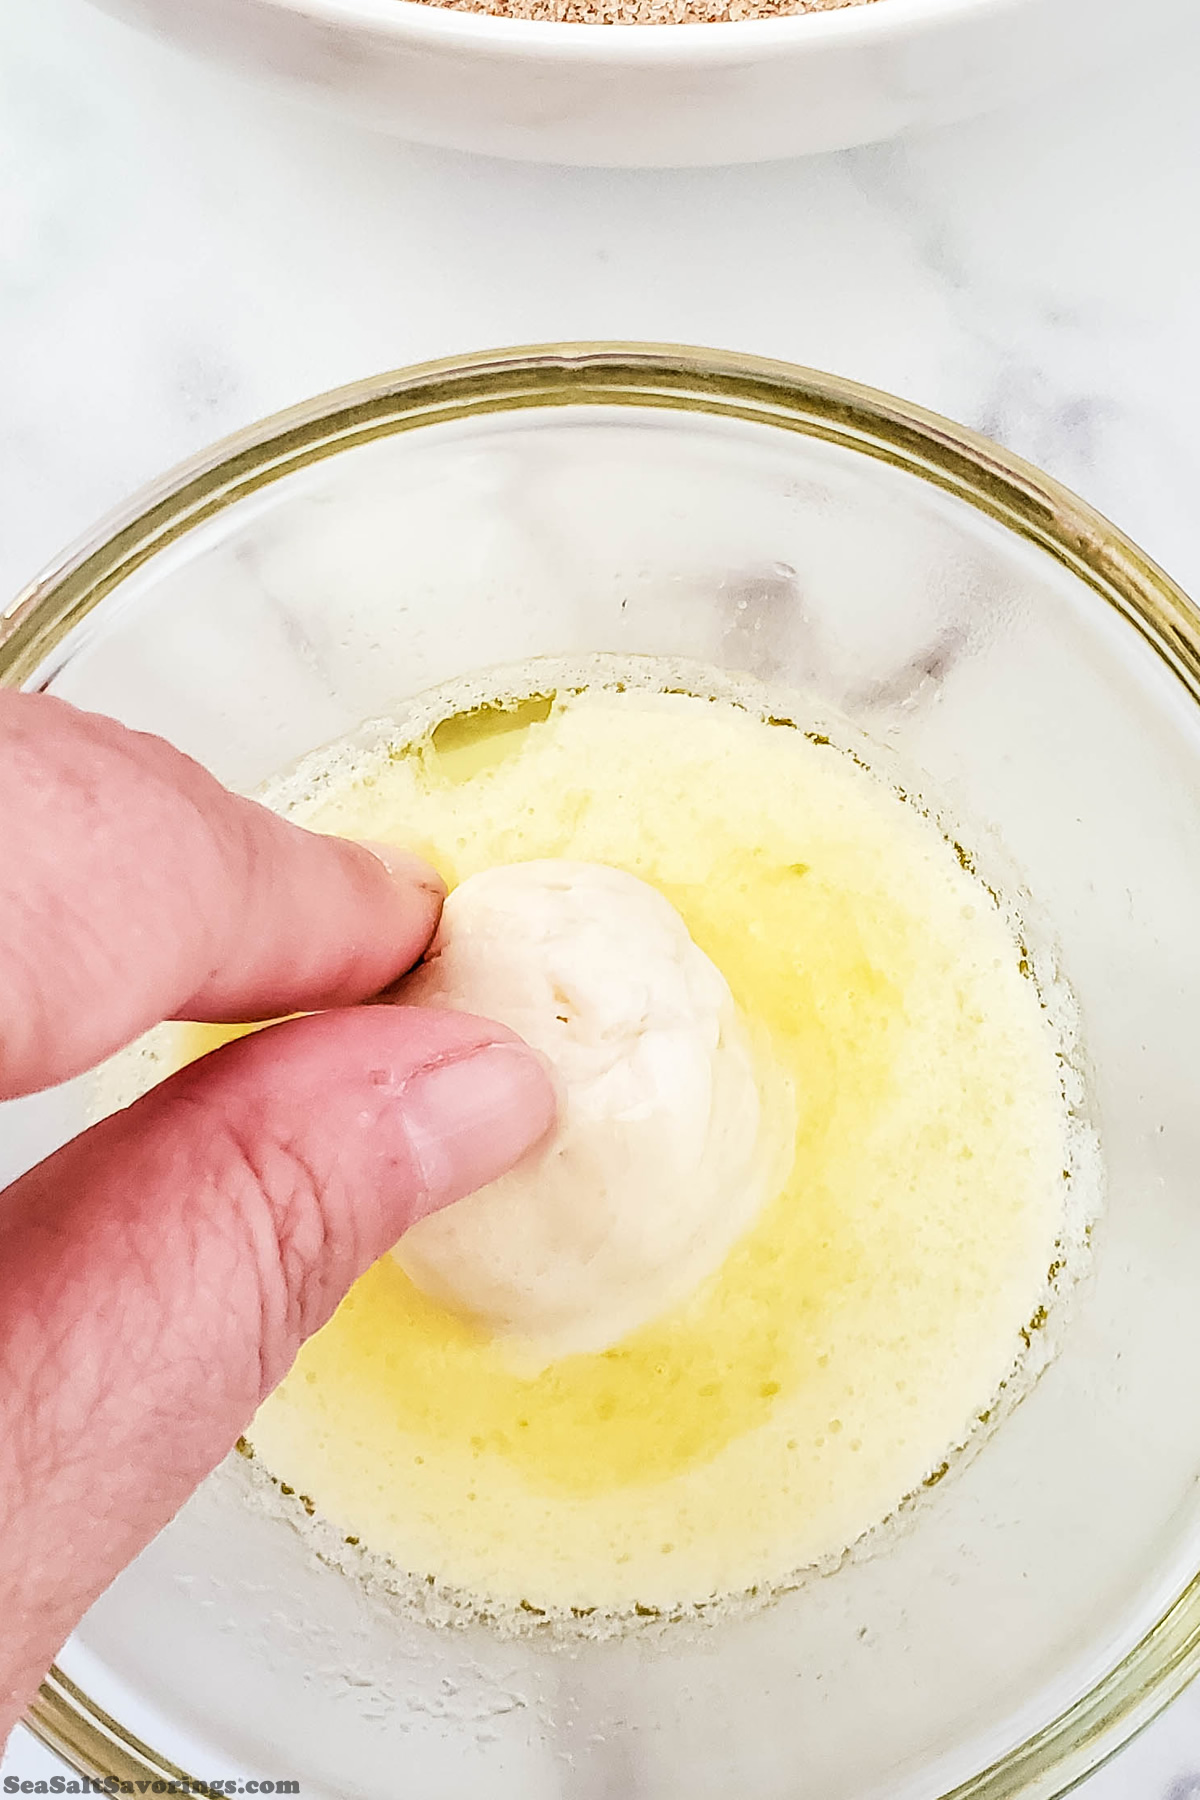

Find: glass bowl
<box><xmin>5</xmin><ymin>344</ymin><xmax>1200</xmax><ymax>1800</ymax></box>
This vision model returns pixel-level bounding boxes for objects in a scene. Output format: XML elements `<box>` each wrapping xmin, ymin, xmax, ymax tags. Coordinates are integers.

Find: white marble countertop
<box><xmin>3</xmin><ymin>0</ymin><xmax>1200</xmax><ymax>1790</ymax></box>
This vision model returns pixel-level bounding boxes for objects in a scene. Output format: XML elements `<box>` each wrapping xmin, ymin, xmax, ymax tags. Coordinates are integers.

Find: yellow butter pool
<box><xmin>173</xmin><ymin>675</ymin><xmax>1079</xmax><ymax>1620</ymax></box>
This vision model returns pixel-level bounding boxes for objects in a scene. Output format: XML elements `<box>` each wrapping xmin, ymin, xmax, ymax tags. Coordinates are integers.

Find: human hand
<box><xmin>0</xmin><ymin>692</ymin><xmax>556</xmax><ymax>1740</ymax></box>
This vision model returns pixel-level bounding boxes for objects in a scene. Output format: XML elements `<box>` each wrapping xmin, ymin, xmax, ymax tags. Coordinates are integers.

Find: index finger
<box><xmin>0</xmin><ymin>692</ymin><xmax>445</xmax><ymax>1099</ymax></box>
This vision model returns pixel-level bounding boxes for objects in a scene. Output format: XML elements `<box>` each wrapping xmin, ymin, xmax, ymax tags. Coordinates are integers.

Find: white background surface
<box><xmin>3</xmin><ymin>0</ymin><xmax>1200</xmax><ymax>1789</ymax></box>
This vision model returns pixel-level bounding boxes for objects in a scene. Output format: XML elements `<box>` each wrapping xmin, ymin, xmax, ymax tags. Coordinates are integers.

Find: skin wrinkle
<box><xmin>1</xmin><ymin>1344</ymin><xmax>87</xmax><ymax>1556</ymax></box>
<box><xmin>0</xmin><ymin>1344</ymin><xmax>57</xmax><ymax>1501</ymax></box>
<box><xmin>3</xmin><ymin>1206</ymin><xmax>172</xmax><ymax>1479</ymax></box>
<box><xmin>163</xmin><ymin>1078</ymin><xmax>425</xmax><ymax>1393</ymax></box>
<box><xmin>220</xmin><ymin>1115</ymin><xmax>342</xmax><ymax>1400</ymax></box>
<box><xmin>0</xmin><ymin>1112</ymin><xmax>264</xmax><ymax>1598</ymax></box>
<box><xmin>272</xmin><ymin>1147</ymin><xmax>340</xmax><ymax>1357</ymax></box>
<box><xmin>155</xmin><ymin>1086</ymin><xmax>336</xmax><ymax>1405</ymax></box>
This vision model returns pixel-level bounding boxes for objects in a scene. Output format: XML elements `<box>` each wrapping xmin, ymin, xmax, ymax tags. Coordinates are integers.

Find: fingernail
<box><xmin>400</xmin><ymin>1042</ymin><xmax>558</xmax><ymax>1219</ymax></box>
<box><xmin>355</xmin><ymin>839</ymin><xmax>447</xmax><ymax>900</ymax></box>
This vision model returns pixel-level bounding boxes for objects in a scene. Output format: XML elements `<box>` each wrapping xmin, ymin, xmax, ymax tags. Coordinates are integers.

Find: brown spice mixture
<box><xmin>426</xmin><ymin>0</ymin><xmax>877</xmax><ymax>23</ymax></box>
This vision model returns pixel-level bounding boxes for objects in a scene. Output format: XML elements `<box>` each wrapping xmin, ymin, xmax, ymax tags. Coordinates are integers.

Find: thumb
<box><xmin>0</xmin><ymin>1005</ymin><xmax>555</xmax><ymax>1737</ymax></box>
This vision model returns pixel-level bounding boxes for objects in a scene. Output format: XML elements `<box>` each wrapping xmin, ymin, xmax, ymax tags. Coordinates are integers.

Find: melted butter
<box><xmin>172</xmin><ymin>682</ymin><xmax>1072</xmax><ymax>1615</ymax></box>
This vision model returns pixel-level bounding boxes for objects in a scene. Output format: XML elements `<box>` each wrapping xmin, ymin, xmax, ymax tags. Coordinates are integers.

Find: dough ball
<box><xmin>393</xmin><ymin>860</ymin><xmax>790</xmax><ymax>1366</ymax></box>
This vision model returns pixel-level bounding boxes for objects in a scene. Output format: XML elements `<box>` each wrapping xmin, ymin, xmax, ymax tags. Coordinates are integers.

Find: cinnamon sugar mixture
<box><xmin>428</xmin><ymin>0</ymin><xmax>876</xmax><ymax>24</ymax></box>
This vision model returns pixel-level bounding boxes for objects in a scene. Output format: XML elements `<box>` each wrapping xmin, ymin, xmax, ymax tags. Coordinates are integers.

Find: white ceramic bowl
<box><xmin>91</xmin><ymin>0</ymin><xmax>1183</xmax><ymax>165</ymax></box>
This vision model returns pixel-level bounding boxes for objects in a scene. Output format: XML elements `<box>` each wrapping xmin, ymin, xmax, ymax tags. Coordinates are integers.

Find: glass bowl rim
<box><xmin>6</xmin><ymin>340</ymin><xmax>1200</xmax><ymax>1800</ymax></box>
